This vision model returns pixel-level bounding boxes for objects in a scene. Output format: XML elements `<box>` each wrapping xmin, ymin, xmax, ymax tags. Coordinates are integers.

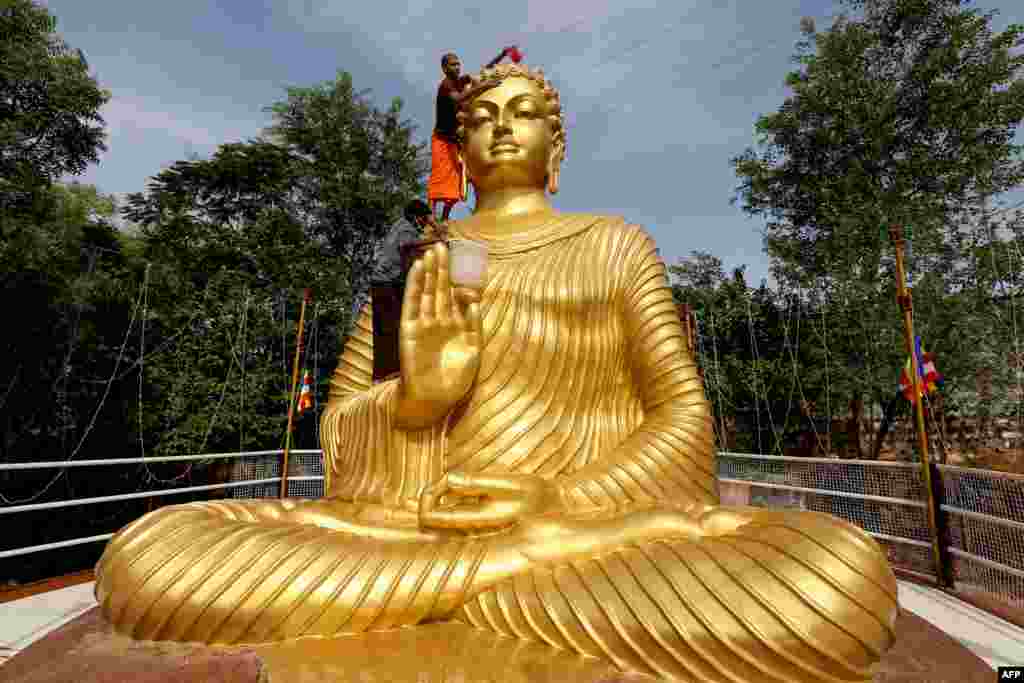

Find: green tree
<box><xmin>0</xmin><ymin>181</ymin><xmax>153</xmax><ymax>581</ymax></box>
<box><xmin>732</xmin><ymin>0</ymin><xmax>1024</xmax><ymax>457</ymax></box>
<box><xmin>121</xmin><ymin>72</ymin><xmax>426</xmax><ymax>460</ymax></box>
<box><xmin>0</xmin><ymin>0</ymin><xmax>109</xmax><ymax>208</ymax></box>
<box><xmin>671</xmin><ymin>252</ymin><xmax>812</xmax><ymax>455</ymax></box>
<box><xmin>122</xmin><ymin>142</ymin><xmax>335</xmax><ymax>459</ymax></box>
<box><xmin>263</xmin><ymin>71</ymin><xmax>428</xmax><ymax>300</ymax></box>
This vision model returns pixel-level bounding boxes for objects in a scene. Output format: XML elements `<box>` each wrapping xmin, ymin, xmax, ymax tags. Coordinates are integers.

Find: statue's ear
<box><xmin>546</xmin><ymin>141</ymin><xmax>564</xmax><ymax>195</ymax></box>
<box><xmin>458</xmin><ymin>148</ymin><xmax>469</xmax><ymax>200</ymax></box>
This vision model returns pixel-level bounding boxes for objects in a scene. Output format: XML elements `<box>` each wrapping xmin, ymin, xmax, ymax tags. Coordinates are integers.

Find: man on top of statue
<box><xmin>428</xmin><ymin>48</ymin><xmax>516</xmax><ymax>221</ymax></box>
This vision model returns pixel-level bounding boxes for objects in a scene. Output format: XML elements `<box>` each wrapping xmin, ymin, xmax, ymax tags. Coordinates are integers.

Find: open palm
<box><xmin>399</xmin><ymin>244</ymin><xmax>482</xmax><ymax>417</ymax></box>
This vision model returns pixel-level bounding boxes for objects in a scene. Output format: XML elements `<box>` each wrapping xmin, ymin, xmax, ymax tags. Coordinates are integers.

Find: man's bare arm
<box><xmin>484</xmin><ymin>48</ymin><xmax>509</xmax><ymax>69</ymax></box>
<box><xmin>448</xmin><ymin>48</ymin><xmax>512</xmax><ymax>105</ymax></box>
<box><xmin>450</xmin><ymin>77</ymin><xmax>502</xmax><ymax>105</ymax></box>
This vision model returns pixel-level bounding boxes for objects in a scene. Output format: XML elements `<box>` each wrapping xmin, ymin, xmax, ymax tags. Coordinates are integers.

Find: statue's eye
<box><xmin>469</xmin><ymin>112</ymin><xmax>492</xmax><ymax>126</ymax></box>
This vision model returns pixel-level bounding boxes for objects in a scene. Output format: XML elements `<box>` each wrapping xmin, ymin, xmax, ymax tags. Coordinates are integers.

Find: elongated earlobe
<box><xmin>547</xmin><ymin>147</ymin><xmax>562</xmax><ymax>195</ymax></box>
<box><xmin>459</xmin><ymin>153</ymin><xmax>468</xmax><ymax>201</ymax></box>
<box><xmin>547</xmin><ymin>167</ymin><xmax>560</xmax><ymax>195</ymax></box>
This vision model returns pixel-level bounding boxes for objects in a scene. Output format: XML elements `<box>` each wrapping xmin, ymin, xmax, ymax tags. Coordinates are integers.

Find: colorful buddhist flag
<box><xmin>898</xmin><ymin>336</ymin><xmax>943</xmax><ymax>403</ymax></box>
<box><xmin>297</xmin><ymin>370</ymin><xmax>314</xmax><ymax>414</ymax></box>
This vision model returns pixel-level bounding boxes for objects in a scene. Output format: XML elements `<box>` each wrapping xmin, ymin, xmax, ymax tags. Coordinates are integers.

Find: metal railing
<box><xmin>718</xmin><ymin>451</ymin><xmax>1024</xmax><ymax>621</ymax></box>
<box><xmin>0</xmin><ymin>449</ymin><xmax>325</xmax><ymax>559</ymax></box>
<box><xmin>4</xmin><ymin>449</ymin><xmax>1024</xmax><ymax>622</ymax></box>
<box><xmin>938</xmin><ymin>465</ymin><xmax>1024</xmax><ymax>613</ymax></box>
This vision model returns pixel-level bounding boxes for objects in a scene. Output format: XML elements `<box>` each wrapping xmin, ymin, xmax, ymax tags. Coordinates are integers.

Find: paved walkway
<box><xmin>897</xmin><ymin>580</ymin><xmax>1024</xmax><ymax>670</ymax></box>
<box><xmin>2</xmin><ymin>580</ymin><xmax>1023</xmax><ymax>671</ymax></box>
<box><xmin>1</xmin><ymin>582</ymin><xmax>95</xmax><ymax>666</ymax></box>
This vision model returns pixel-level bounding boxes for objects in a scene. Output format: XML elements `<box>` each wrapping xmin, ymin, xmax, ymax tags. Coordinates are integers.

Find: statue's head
<box><xmin>457</xmin><ymin>64</ymin><xmax>566</xmax><ymax>195</ymax></box>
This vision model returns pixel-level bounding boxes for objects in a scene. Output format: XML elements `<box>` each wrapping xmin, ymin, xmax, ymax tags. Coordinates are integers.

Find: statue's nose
<box><xmin>493</xmin><ymin>116</ymin><xmax>513</xmax><ymax>137</ymax></box>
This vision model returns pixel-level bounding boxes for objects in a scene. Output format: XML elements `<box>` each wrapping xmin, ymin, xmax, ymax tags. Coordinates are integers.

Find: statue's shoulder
<box><xmin>562</xmin><ymin>212</ymin><xmax>624</xmax><ymax>225</ymax></box>
<box><xmin>564</xmin><ymin>213</ymin><xmax>654</xmax><ymax>248</ymax></box>
<box><xmin>562</xmin><ymin>213</ymin><xmax>643</xmax><ymax>234</ymax></box>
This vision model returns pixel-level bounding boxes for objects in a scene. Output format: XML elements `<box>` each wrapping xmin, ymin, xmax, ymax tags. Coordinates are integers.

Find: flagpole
<box><xmin>889</xmin><ymin>225</ymin><xmax>946</xmax><ymax>585</ymax></box>
<box><xmin>281</xmin><ymin>288</ymin><xmax>312</xmax><ymax>499</ymax></box>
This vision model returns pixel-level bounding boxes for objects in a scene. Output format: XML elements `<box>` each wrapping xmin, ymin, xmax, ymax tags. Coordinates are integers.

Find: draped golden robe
<box><xmin>95</xmin><ymin>215</ymin><xmax>898</xmax><ymax>682</ymax></box>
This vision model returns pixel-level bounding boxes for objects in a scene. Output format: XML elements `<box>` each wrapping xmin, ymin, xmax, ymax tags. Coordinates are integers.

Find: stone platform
<box><xmin>0</xmin><ymin>606</ymin><xmax>995</xmax><ymax>682</ymax></box>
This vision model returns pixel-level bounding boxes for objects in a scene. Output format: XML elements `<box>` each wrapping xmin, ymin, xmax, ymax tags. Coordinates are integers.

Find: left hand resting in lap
<box><xmin>417</xmin><ymin>472</ymin><xmax>759</xmax><ymax>564</ymax></box>
<box><xmin>418</xmin><ymin>472</ymin><xmax>566</xmax><ymax>534</ymax></box>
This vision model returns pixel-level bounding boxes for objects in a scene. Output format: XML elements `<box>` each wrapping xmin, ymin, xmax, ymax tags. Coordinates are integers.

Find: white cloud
<box><xmin>274</xmin><ymin>0</ymin><xmax>737</xmax><ymax>164</ymax></box>
<box><xmin>64</xmin><ymin>93</ymin><xmax>268</xmax><ymax>198</ymax></box>
<box><xmin>103</xmin><ymin>95</ymin><xmax>224</xmax><ymax>147</ymax></box>
<box><xmin>97</xmin><ymin>93</ymin><xmax>267</xmax><ymax>164</ymax></box>
<box><xmin>521</xmin><ymin>0</ymin><xmax>618</xmax><ymax>33</ymax></box>
<box><xmin>277</xmin><ymin>0</ymin><xmax>685</xmax><ymax>96</ymax></box>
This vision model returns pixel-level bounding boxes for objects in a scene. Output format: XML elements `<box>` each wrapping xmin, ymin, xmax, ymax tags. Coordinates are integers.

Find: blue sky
<box><xmin>42</xmin><ymin>0</ymin><xmax>1022</xmax><ymax>285</ymax></box>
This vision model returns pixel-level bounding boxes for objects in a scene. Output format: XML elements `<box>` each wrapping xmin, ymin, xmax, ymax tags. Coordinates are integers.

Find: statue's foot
<box><xmin>697</xmin><ymin>505</ymin><xmax>758</xmax><ymax>535</ymax></box>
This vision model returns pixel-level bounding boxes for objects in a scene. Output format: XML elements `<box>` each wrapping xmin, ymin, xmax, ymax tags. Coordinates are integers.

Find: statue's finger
<box><xmin>435</xmin><ymin>244</ymin><xmax>452</xmax><ymax>320</ymax></box>
<box><xmin>465</xmin><ymin>301</ymin><xmax>482</xmax><ymax>344</ymax></box>
<box><xmin>420</xmin><ymin>500</ymin><xmax>522</xmax><ymax>531</ymax></box>
<box><xmin>451</xmin><ymin>292</ymin><xmax>467</xmax><ymax>329</ymax></box>
<box><xmin>418</xmin><ymin>477</ymin><xmax>449</xmax><ymax>516</ymax></box>
<box><xmin>444</xmin><ymin>471</ymin><xmax>479</xmax><ymax>495</ymax></box>
<box><xmin>418</xmin><ymin>509</ymin><xmax>468</xmax><ymax>530</ymax></box>
<box><xmin>420</xmin><ymin>248</ymin><xmax>436</xmax><ymax>323</ymax></box>
<box><xmin>402</xmin><ymin>259</ymin><xmax>424</xmax><ymax>323</ymax></box>
<box><xmin>452</xmin><ymin>287</ymin><xmax>479</xmax><ymax>330</ymax></box>
<box><xmin>453</xmin><ymin>287</ymin><xmax>481</xmax><ymax>307</ymax></box>
<box><xmin>445</xmin><ymin>473</ymin><xmax>536</xmax><ymax>503</ymax></box>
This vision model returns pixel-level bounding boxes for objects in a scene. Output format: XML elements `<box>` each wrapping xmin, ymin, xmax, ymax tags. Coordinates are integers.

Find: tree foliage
<box><xmin>672</xmin><ymin>253</ymin><xmax>839</xmax><ymax>457</ymax></box>
<box><xmin>2</xmin><ymin>64</ymin><xmax>426</xmax><ymax>582</ymax></box>
<box><xmin>729</xmin><ymin>0</ymin><xmax>1024</xmax><ymax>458</ymax></box>
<box><xmin>262</xmin><ymin>72</ymin><xmax>428</xmax><ymax>297</ymax></box>
<box><xmin>0</xmin><ymin>0</ymin><xmax>109</xmax><ymax>209</ymax></box>
<box><xmin>120</xmin><ymin>71</ymin><xmax>426</xmax><ymax>460</ymax></box>
<box><xmin>734</xmin><ymin>0</ymin><xmax>1023</xmax><ymax>282</ymax></box>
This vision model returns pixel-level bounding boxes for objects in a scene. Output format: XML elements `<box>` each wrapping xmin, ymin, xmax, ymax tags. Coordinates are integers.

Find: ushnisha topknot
<box><xmin>455</xmin><ymin>63</ymin><xmax>566</xmax><ymax>164</ymax></box>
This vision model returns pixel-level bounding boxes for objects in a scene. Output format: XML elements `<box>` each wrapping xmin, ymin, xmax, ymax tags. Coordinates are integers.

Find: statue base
<box><xmin>0</xmin><ymin>606</ymin><xmax>994</xmax><ymax>682</ymax></box>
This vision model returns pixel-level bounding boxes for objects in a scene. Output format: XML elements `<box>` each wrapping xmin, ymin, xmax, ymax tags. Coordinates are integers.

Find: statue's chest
<box><xmin>478</xmin><ymin>258</ymin><xmax>624</xmax><ymax>355</ymax></box>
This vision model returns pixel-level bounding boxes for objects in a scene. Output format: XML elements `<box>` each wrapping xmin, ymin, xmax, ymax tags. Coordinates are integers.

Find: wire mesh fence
<box><xmin>719</xmin><ymin>453</ymin><xmax>1024</xmax><ymax>623</ymax></box>
<box><xmin>227</xmin><ymin>449</ymin><xmax>324</xmax><ymax>499</ymax></box>
<box><xmin>939</xmin><ymin>465</ymin><xmax>1024</xmax><ymax>618</ymax></box>
<box><xmin>717</xmin><ymin>453</ymin><xmax>940</xmax><ymax>579</ymax></box>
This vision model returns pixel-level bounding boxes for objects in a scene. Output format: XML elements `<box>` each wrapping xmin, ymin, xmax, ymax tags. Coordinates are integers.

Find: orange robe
<box><xmin>428</xmin><ymin>132</ymin><xmax>462</xmax><ymax>203</ymax></box>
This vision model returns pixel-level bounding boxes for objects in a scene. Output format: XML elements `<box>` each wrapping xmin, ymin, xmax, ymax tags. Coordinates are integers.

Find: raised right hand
<box><xmin>396</xmin><ymin>243</ymin><xmax>482</xmax><ymax>428</ymax></box>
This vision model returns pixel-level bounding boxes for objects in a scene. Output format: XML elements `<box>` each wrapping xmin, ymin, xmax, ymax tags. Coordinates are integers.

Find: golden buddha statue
<box><xmin>95</xmin><ymin>63</ymin><xmax>898</xmax><ymax>682</ymax></box>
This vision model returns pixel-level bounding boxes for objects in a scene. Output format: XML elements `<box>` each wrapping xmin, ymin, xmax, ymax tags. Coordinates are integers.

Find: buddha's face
<box><xmin>462</xmin><ymin>77</ymin><xmax>557</xmax><ymax>194</ymax></box>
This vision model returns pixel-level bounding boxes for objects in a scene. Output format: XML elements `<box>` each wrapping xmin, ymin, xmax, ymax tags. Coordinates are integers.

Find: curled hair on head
<box><xmin>441</xmin><ymin>52</ymin><xmax>458</xmax><ymax>68</ymax></box>
<box><xmin>455</xmin><ymin>63</ymin><xmax>566</xmax><ymax>165</ymax></box>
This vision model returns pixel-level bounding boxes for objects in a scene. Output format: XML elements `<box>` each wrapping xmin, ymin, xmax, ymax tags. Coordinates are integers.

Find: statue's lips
<box><xmin>490</xmin><ymin>144</ymin><xmax>520</xmax><ymax>154</ymax></box>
